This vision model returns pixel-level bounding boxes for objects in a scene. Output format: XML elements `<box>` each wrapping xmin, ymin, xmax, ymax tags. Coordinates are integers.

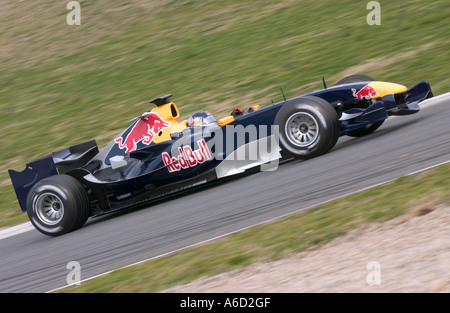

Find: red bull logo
<box><xmin>352</xmin><ymin>85</ymin><xmax>378</xmax><ymax>100</ymax></box>
<box><xmin>162</xmin><ymin>139</ymin><xmax>212</xmax><ymax>173</ymax></box>
<box><xmin>115</xmin><ymin>112</ymin><xmax>171</xmax><ymax>153</ymax></box>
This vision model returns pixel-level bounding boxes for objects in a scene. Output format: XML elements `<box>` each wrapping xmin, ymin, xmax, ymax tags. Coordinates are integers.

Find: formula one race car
<box><xmin>8</xmin><ymin>74</ymin><xmax>433</xmax><ymax>236</ymax></box>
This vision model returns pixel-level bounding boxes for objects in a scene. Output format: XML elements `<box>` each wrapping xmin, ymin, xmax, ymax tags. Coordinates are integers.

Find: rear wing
<box><xmin>8</xmin><ymin>140</ymin><xmax>98</xmax><ymax>212</ymax></box>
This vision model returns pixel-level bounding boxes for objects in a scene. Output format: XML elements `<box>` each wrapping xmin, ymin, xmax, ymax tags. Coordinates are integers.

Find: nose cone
<box><xmin>368</xmin><ymin>81</ymin><xmax>408</xmax><ymax>98</ymax></box>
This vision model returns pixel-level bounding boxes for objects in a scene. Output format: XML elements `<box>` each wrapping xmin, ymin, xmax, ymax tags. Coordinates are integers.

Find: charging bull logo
<box><xmin>352</xmin><ymin>85</ymin><xmax>378</xmax><ymax>100</ymax></box>
<box><xmin>115</xmin><ymin>112</ymin><xmax>171</xmax><ymax>153</ymax></box>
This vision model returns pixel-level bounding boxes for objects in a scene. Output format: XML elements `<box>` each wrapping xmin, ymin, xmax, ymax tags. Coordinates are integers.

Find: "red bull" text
<box><xmin>352</xmin><ymin>85</ymin><xmax>378</xmax><ymax>100</ymax></box>
<box><xmin>115</xmin><ymin>112</ymin><xmax>171</xmax><ymax>153</ymax></box>
<box><xmin>162</xmin><ymin>139</ymin><xmax>212</xmax><ymax>173</ymax></box>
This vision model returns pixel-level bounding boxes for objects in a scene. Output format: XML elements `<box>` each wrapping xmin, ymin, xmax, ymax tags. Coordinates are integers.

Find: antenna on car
<box><xmin>279</xmin><ymin>87</ymin><xmax>286</xmax><ymax>101</ymax></box>
<box><xmin>322</xmin><ymin>76</ymin><xmax>327</xmax><ymax>89</ymax></box>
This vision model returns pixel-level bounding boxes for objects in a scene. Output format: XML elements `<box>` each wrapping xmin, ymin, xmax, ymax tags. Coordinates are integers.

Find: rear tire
<box><xmin>26</xmin><ymin>175</ymin><xmax>90</xmax><ymax>236</ymax></box>
<box><xmin>275</xmin><ymin>96</ymin><xmax>340</xmax><ymax>159</ymax></box>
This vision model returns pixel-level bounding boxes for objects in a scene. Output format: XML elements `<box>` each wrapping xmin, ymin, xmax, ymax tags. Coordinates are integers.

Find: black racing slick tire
<box><xmin>346</xmin><ymin>120</ymin><xmax>384</xmax><ymax>137</ymax></box>
<box><xmin>26</xmin><ymin>174</ymin><xmax>90</xmax><ymax>236</ymax></box>
<box><xmin>275</xmin><ymin>96</ymin><xmax>340</xmax><ymax>159</ymax></box>
<box><xmin>335</xmin><ymin>74</ymin><xmax>385</xmax><ymax>137</ymax></box>
<box><xmin>335</xmin><ymin>74</ymin><xmax>375</xmax><ymax>85</ymax></box>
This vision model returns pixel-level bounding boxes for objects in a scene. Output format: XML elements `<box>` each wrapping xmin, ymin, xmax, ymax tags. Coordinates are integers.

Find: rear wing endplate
<box><xmin>8</xmin><ymin>140</ymin><xmax>98</xmax><ymax>212</ymax></box>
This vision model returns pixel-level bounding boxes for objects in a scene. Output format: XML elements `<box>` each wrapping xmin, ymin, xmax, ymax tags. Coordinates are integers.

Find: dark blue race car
<box><xmin>8</xmin><ymin>74</ymin><xmax>433</xmax><ymax>236</ymax></box>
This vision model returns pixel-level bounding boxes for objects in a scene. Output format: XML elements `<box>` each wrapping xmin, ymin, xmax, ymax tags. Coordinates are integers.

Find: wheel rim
<box><xmin>285</xmin><ymin>112</ymin><xmax>319</xmax><ymax>147</ymax></box>
<box><xmin>33</xmin><ymin>192</ymin><xmax>64</xmax><ymax>226</ymax></box>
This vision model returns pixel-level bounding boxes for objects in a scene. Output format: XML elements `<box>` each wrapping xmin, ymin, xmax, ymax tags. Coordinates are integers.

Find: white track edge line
<box><xmin>47</xmin><ymin>159</ymin><xmax>450</xmax><ymax>293</ymax></box>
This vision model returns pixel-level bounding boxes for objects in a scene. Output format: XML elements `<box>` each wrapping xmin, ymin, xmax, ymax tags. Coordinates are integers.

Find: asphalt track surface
<box><xmin>1</xmin><ymin>93</ymin><xmax>449</xmax><ymax>293</ymax></box>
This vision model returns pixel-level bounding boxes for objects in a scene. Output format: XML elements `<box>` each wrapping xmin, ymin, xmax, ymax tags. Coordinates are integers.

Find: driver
<box><xmin>187</xmin><ymin>111</ymin><xmax>216</xmax><ymax>127</ymax></box>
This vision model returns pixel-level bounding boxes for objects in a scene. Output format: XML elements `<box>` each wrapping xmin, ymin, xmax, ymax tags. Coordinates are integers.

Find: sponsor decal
<box><xmin>115</xmin><ymin>112</ymin><xmax>171</xmax><ymax>153</ymax></box>
<box><xmin>352</xmin><ymin>85</ymin><xmax>378</xmax><ymax>100</ymax></box>
<box><xmin>162</xmin><ymin>139</ymin><xmax>212</xmax><ymax>173</ymax></box>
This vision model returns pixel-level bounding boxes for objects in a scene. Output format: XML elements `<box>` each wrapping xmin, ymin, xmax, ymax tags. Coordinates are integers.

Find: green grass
<box><xmin>1</xmin><ymin>1</ymin><xmax>449</xmax><ymax>224</ymax></box>
<box><xmin>61</xmin><ymin>163</ymin><xmax>450</xmax><ymax>292</ymax></box>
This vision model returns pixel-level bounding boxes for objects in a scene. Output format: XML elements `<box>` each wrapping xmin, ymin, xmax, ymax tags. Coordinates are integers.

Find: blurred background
<box><xmin>0</xmin><ymin>0</ymin><xmax>449</xmax><ymax>227</ymax></box>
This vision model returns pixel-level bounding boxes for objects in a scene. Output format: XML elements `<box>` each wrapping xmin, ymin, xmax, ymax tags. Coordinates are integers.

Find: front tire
<box><xmin>335</xmin><ymin>74</ymin><xmax>385</xmax><ymax>137</ymax></box>
<box><xmin>346</xmin><ymin>120</ymin><xmax>384</xmax><ymax>137</ymax></box>
<box><xmin>26</xmin><ymin>175</ymin><xmax>90</xmax><ymax>236</ymax></box>
<box><xmin>335</xmin><ymin>74</ymin><xmax>375</xmax><ymax>85</ymax></box>
<box><xmin>275</xmin><ymin>96</ymin><xmax>340</xmax><ymax>159</ymax></box>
